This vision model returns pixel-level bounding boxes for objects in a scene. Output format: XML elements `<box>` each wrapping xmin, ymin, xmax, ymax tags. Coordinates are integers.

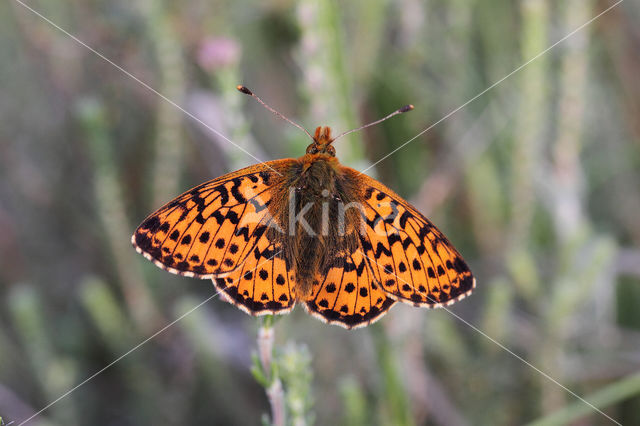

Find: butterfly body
<box><xmin>133</xmin><ymin>125</ymin><xmax>475</xmax><ymax>328</ymax></box>
<box><xmin>274</xmin><ymin>130</ymin><xmax>363</xmax><ymax>299</ymax></box>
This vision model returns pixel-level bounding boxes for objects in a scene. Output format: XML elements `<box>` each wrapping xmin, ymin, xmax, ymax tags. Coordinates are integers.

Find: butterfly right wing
<box><xmin>351</xmin><ymin>171</ymin><xmax>475</xmax><ymax>308</ymax></box>
<box><xmin>132</xmin><ymin>160</ymin><xmax>294</xmax><ymax>278</ymax></box>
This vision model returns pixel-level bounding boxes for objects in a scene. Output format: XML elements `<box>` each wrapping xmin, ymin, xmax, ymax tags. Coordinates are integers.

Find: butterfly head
<box><xmin>306</xmin><ymin>126</ymin><xmax>336</xmax><ymax>156</ymax></box>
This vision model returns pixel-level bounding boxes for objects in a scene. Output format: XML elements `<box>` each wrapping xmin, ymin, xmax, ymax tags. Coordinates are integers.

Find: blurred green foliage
<box><xmin>1</xmin><ymin>0</ymin><xmax>640</xmax><ymax>425</ymax></box>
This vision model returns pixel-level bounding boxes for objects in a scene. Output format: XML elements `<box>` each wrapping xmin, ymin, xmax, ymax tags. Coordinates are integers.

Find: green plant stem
<box><xmin>147</xmin><ymin>0</ymin><xmax>186</xmax><ymax>208</ymax></box>
<box><xmin>340</xmin><ymin>377</ymin><xmax>368</xmax><ymax>426</ymax></box>
<box><xmin>255</xmin><ymin>316</ymin><xmax>285</xmax><ymax>426</ymax></box>
<box><xmin>8</xmin><ymin>285</ymin><xmax>77</xmax><ymax>426</ymax></box>
<box><xmin>279</xmin><ymin>343</ymin><xmax>314</xmax><ymax>426</ymax></box>
<box><xmin>525</xmin><ymin>371</ymin><xmax>640</xmax><ymax>426</ymax></box>
<box><xmin>296</xmin><ymin>0</ymin><xmax>362</xmax><ymax>167</ymax></box>
<box><xmin>77</xmin><ymin>99</ymin><xmax>160</xmax><ymax>333</ymax></box>
<box><xmin>509</xmin><ymin>0</ymin><xmax>548</xmax><ymax>250</ymax></box>
<box><xmin>373</xmin><ymin>325</ymin><xmax>413</xmax><ymax>426</ymax></box>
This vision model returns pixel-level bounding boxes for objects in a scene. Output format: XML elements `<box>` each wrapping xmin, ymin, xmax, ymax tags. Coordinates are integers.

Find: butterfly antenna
<box><xmin>332</xmin><ymin>104</ymin><xmax>414</xmax><ymax>143</ymax></box>
<box><xmin>237</xmin><ymin>85</ymin><xmax>314</xmax><ymax>141</ymax></box>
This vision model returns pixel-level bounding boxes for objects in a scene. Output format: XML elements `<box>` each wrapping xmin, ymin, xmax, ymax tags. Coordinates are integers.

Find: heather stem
<box><xmin>254</xmin><ymin>316</ymin><xmax>286</xmax><ymax>426</ymax></box>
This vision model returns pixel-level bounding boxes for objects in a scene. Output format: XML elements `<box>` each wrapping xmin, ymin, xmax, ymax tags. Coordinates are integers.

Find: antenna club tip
<box><xmin>400</xmin><ymin>104</ymin><xmax>414</xmax><ymax>113</ymax></box>
<box><xmin>236</xmin><ymin>85</ymin><xmax>253</xmax><ymax>95</ymax></box>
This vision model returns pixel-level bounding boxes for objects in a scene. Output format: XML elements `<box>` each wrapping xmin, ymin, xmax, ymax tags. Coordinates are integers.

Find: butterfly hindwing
<box><xmin>132</xmin><ymin>160</ymin><xmax>293</xmax><ymax>278</ymax></box>
<box><xmin>304</xmin><ymin>249</ymin><xmax>396</xmax><ymax>329</ymax></box>
<box><xmin>213</xmin><ymin>239</ymin><xmax>296</xmax><ymax>315</ymax></box>
<box><xmin>353</xmin><ymin>173</ymin><xmax>475</xmax><ymax>307</ymax></box>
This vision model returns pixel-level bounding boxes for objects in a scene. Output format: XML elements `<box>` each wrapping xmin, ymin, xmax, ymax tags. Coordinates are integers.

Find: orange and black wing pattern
<box><xmin>212</xmin><ymin>238</ymin><xmax>296</xmax><ymax>315</ymax></box>
<box><xmin>353</xmin><ymin>173</ymin><xmax>475</xmax><ymax>308</ymax></box>
<box><xmin>304</xmin><ymin>249</ymin><xmax>395</xmax><ymax>329</ymax></box>
<box><xmin>132</xmin><ymin>160</ymin><xmax>292</xmax><ymax>279</ymax></box>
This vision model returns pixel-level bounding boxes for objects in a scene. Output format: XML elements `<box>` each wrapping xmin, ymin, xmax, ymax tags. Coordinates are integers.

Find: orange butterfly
<box><xmin>132</xmin><ymin>86</ymin><xmax>475</xmax><ymax>329</ymax></box>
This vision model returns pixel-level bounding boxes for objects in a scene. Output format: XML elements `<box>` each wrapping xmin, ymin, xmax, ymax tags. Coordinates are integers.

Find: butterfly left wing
<box><xmin>304</xmin><ymin>249</ymin><xmax>396</xmax><ymax>329</ymax></box>
<box><xmin>350</xmin><ymin>172</ymin><xmax>475</xmax><ymax>308</ymax></box>
<box><xmin>213</xmin><ymin>239</ymin><xmax>296</xmax><ymax>316</ymax></box>
<box><xmin>133</xmin><ymin>160</ymin><xmax>293</xmax><ymax>278</ymax></box>
<box><xmin>134</xmin><ymin>159</ymin><xmax>297</xmax><ymax>316</ymax></box>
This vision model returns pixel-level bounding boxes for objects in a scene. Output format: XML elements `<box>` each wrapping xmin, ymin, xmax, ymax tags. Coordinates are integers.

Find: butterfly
<box><xmin>132</xmin><ymin>86</ymin><xmax>475</xmax><ymax>329</ymax></box>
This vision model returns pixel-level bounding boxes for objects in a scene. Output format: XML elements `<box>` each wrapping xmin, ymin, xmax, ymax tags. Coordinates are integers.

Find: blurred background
<box><xmin>1</xmin><ymin>0</ymin><xmax>639</xmax><ymax>424</ymax></box>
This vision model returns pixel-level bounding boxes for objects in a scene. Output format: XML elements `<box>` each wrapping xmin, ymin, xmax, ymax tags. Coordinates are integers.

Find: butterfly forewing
<box><xmin>132</xmin><ymin>160</ymin><xmax>293</xmax><ymax>278</ymax></box>
<box><xmin>352</xmin><ymin>172</ymin><xmax>475</xmax><ymax>307</ymax></box>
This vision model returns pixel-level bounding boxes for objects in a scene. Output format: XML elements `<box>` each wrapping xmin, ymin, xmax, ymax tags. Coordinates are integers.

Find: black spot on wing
<box><xmin>212</xmin><ymin>210</ymin><xmax>226</xmax><ymax>225</ymax></box>
<box><xmin>226</xmin><ymin>210</ymin><xmax>240</xmax><ymax>224</ymax></box>
<box><xmin>412</xmin><ymin>259</ymin><xmax>422</xmax><ymax>271</ymax></box>
<box><xmin>453</xmin><ymin>257</ymin><xmax>470</xmax><ymax>273</ymax></box>
<box><xmin>374</xmin><ymin>242</ymin><xmax>392</xmax><ymax>257</ymax></box>
<box><xmin>387</xmin><ymin>234</ymin><xmax>401</xmax><ymax>246</ymax></box>
<box><xmin>259</xmin><ymin>171</ymin><xmax>271</xmax><ymax>186</ymax></box>
<box><xmin>235</xmin><ymin>226</ymin><xmax>250</xmax><ymax>241</ymax></box>
<box><xmin>399</xmin><ymin>211</ymin><xmax>411</xmax><ymax>228</ymax></box>
<box><xmin>427</xmin><ymin>267</ymin><xmax>436</xmax><ymax>278</ymax></box>
<box><xmin>141</xmin><ymin>216</ymin><xmax>160</xmax><ymax>231</ymax></box>
<box><xmin>216</xmin><ymin>184</ymin><xmax>229</xmax><ymax>204</ymax></box>
<box><xmin>230</xmin><ymin>178</ymin><xmax>247</xmax><ymax>204</ymax></box>
<box><xmin>364</xmin><ymin>187</ymin><xmax>374</xmax><ymax>200</ymax></box>
<box><xmin>135</xmin><ymin>232</ymin><xmax>152</xmax><ymax>251</ymax></box>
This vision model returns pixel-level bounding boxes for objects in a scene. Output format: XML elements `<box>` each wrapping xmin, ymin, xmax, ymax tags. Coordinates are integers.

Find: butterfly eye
<box><xmin>306</xmin><ymin>145</ymin><xmax>318</xmax><ymax>154</ymax></box>
<box><xmin>327</xmin><ymin>145</ymin><xmax>336</xmax><ymax>156</ymax></box>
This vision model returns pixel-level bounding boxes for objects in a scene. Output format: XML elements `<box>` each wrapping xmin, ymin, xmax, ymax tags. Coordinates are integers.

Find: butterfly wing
<box><xmin>213</xmin><ymin>239</ymin><xmax>296</xmax><ymax>315</ymax></box>
<box><xmin>352</xmin><ymin>172</ymin><xmax>475</xmax><ymax>307</ymax></box>
<box><xmin>304</xmin><ymin>249</ymin><xmax>396</xmax><ymax>329</ymax></box>
<box><xmin>132</xmin><ymin>160</ymin><xmax>293</xmax><ymax>278</ymax></box>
